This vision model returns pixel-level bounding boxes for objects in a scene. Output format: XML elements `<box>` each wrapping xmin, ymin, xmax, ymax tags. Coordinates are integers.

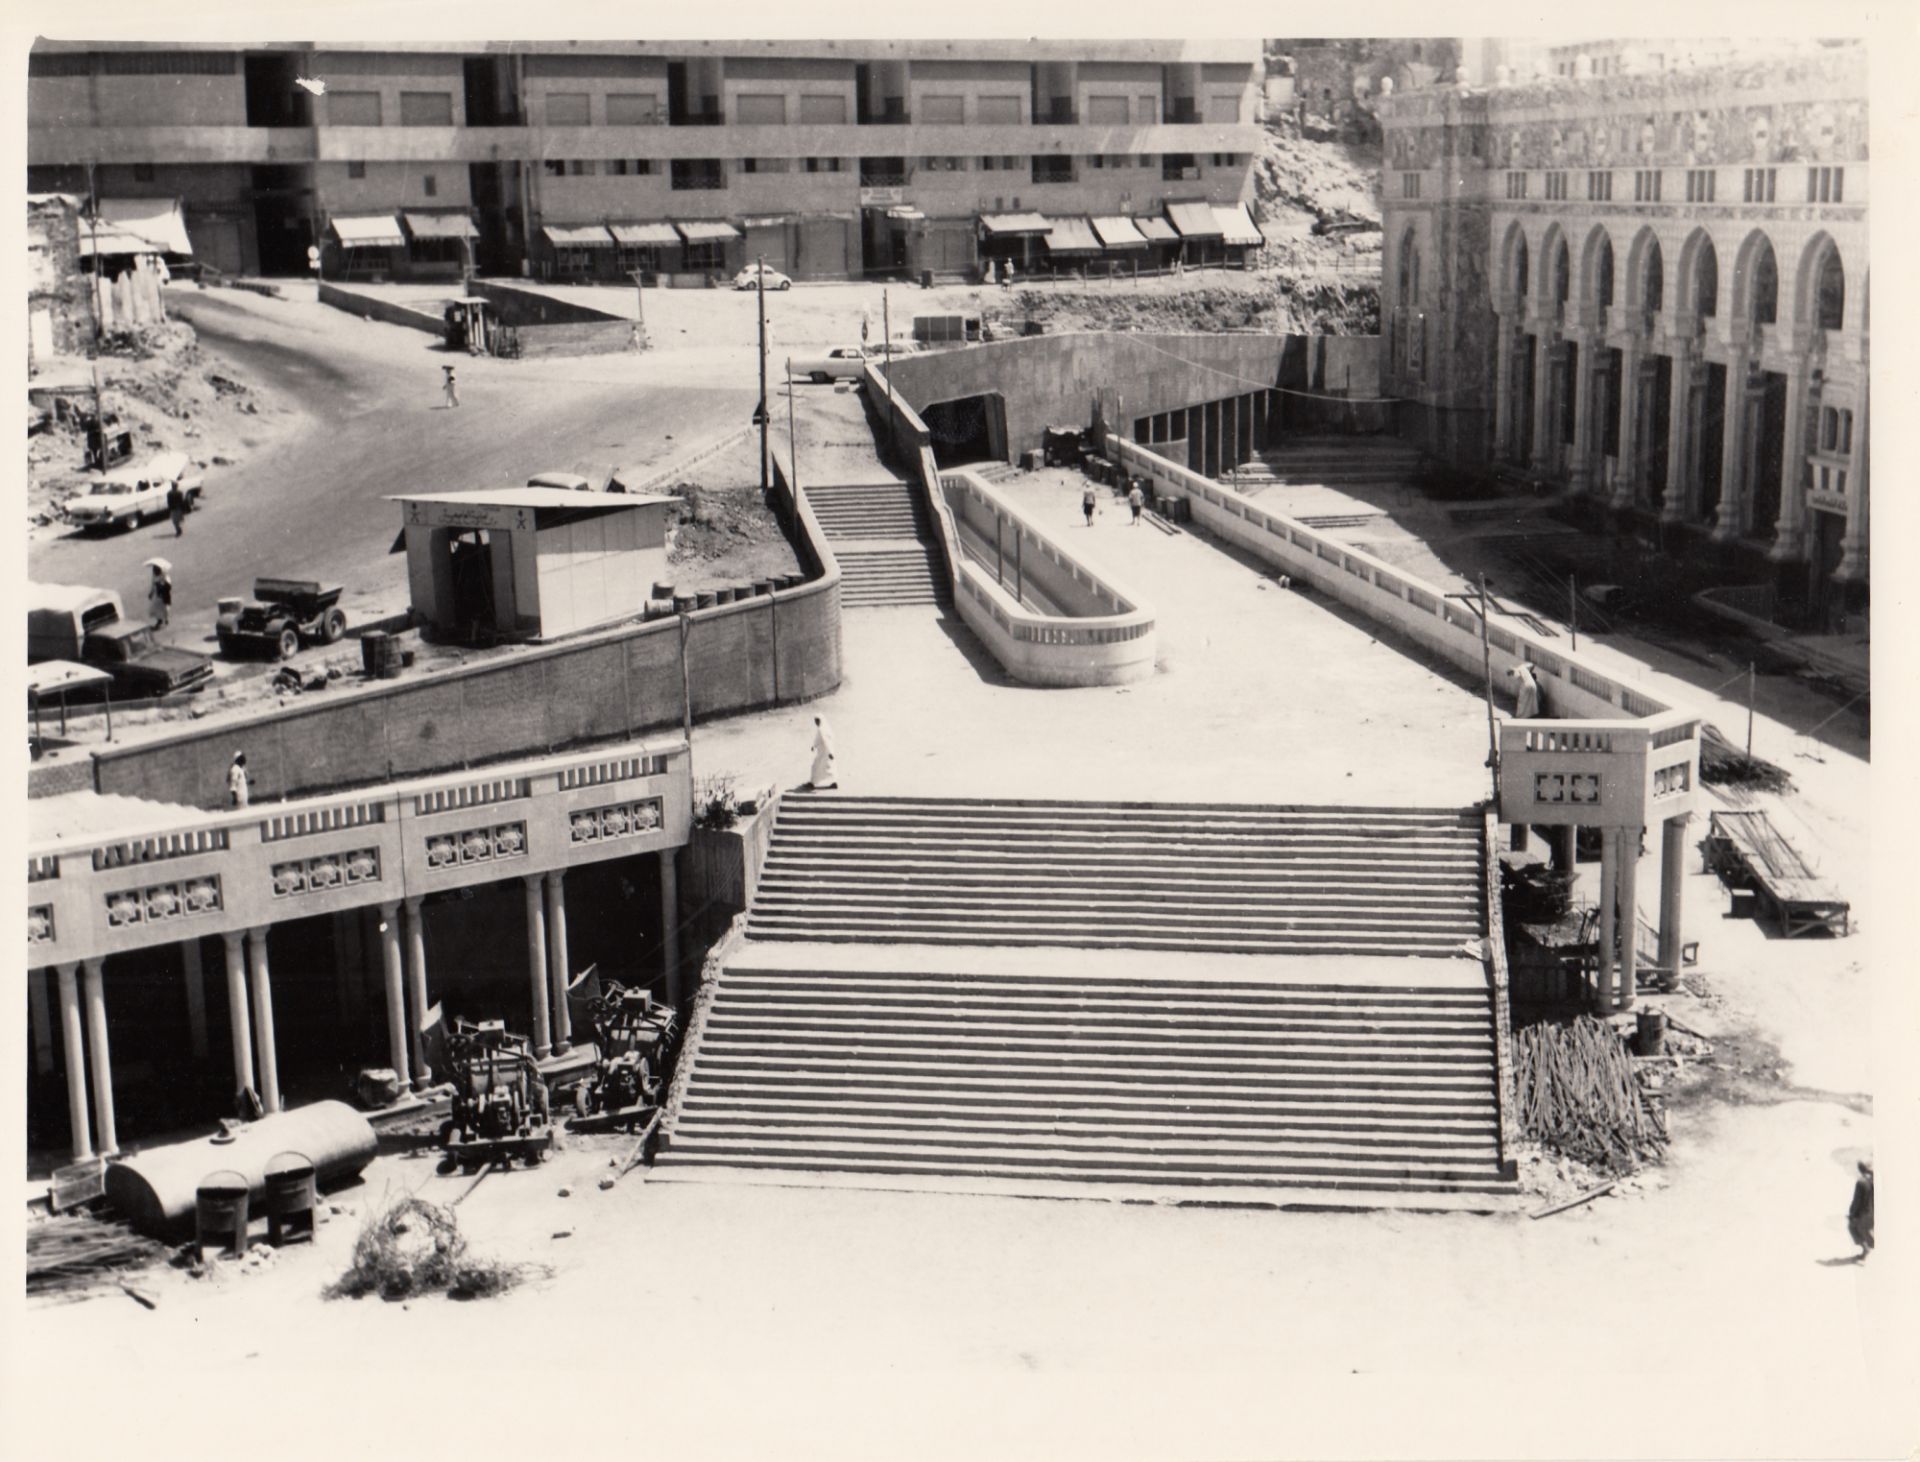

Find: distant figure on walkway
<box><xmin>809</xmin><ymin>716</ymin><xmax>838</xmax><ymax>791</ymax></box>
<box><xmin>166</xmin><ymin>480</ymin><xmax>187</xmax><ymax>536</ymax></box>
<box><xmin>1128</xmin><ymin>482</ymin><xmax>1145</xmax><ymax>526</ymax></box>
<box><xmin>442</xmin><ymin>363</ymin><xmax>461</xmax><ymax>409</ymax></box>
<box><xmin>1003</xmin><ymin>261</ymin><xmax>1015</xmax><ymax>291</ymax></box>
<box><xmin>148</xmin><ymin>565</ymin><xmax>172</xmax><ymax>630</ymax></box>
<box><xmin>1848</xmin><ymin>1160</ymin><xmax>1874</xmax><ymax>1262</ymax></box>
<box><xmin>1082</xmin><ymin>484</ymin><xmax>1097</xmax><ymax>527</ymax></box>
<box><xmin>228</xmin><ymin>751</ymin><xmax>251</xmax><ymax>808</ymax></box>
<box><xmin>1509</xmin><ymin>662</ymin><xmax>1543</xmax><ymax>720</ymax></box>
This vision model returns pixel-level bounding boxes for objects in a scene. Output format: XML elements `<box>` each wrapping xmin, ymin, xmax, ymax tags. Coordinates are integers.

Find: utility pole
<box><xmin>84</xmin><ymin>161</ymin><xmax>106</xmax><ymax>461</ymax></box>
<box><xmin>756</xmin><ymin>255</ymin><xmax>770</xmax><ymax>493</ymax></box>
<box><xmin>627</xmin><ymin>268</ymin><xmax>647</xmax><ymax>346</ymax></box>
<box><xmin>882</xmin><ymin>286</ymin><xmax>896</xmax><ymax>455</ymax></box>
<box><xmin>1478</xmin><ymin>574</ymin><xmax>1501</xmax><ymax>803</ymax></box>
<box><xmin>1569</xmin><ymin>570</ymin><xmax>1578</xmax><ymax>652</ymax></box>
<box><xmin>784</xmin><ymin>355</ymin><xmax>799</xmax><ymax>499</ymax></box>
<box><xmin>1746</xmin><ymin>662</ymin><xmax>1756</xmax><ymax>758</ymax></box>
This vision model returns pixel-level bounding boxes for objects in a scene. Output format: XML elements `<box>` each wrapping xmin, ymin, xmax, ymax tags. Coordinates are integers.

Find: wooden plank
<box><xmin>50</xmin><ymin>1158</ymin><xmax>106</xmax><ymax>1212</ymax></box>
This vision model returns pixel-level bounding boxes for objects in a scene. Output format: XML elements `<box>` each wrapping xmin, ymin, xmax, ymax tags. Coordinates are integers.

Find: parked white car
<box><xmin>733</xmin><ymin>264</ymin><xmax>792</xmax><ymax>291</ymax></box>
<box><xmin>66</xmin><ymin>451</ymin><xmax>204</xmax><ymax>533</ymax></box>
<box><xmin>791</xmin><ymin>345</ymin><xmax>887</xmax><ymax>383</ymax></box>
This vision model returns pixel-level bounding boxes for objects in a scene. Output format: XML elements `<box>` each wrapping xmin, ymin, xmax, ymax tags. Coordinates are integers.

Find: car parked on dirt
<box><xmin>733</xmin><ymin>264</ymin><xmax>792</xmax><ymax>291</ymax></box>
<box><xmin>65</xmin><ymin>451</ymin><xmax>203</xmax><ymax>534</ymax></box>
<box><xmin>27</xmin><ymin>582</ymin><xmax>214</xmax><ymax>697</ymax></box>
<box><xmin>791</xmin><ymin>345</ymin><xmax>886</xmax><ymax>383</ymax></box>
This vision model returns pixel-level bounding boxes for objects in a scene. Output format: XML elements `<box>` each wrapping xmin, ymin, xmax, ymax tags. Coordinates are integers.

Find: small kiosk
<box><xmin>390</xmin><ymin>485</ymin><xmax>677</xmax><ymax>644</ymax></box>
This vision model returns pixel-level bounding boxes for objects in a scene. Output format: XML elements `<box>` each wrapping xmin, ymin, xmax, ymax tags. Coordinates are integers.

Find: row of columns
<box><xmin>1519</xmin><ymin>814</ymin><xmax>1690</xmax><ymax>1011</ymax></box>
<box><xmin>1137</xmin><ymin>389</ymin><xmax>1277</xmax><ymax>478</ymax></box>
<box><xmin>30</xmin><ymin>849</ymin><xmax>684</xmax><ymax>1164</ymax></box>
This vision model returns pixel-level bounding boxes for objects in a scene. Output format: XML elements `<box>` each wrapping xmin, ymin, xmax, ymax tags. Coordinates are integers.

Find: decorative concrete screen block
<box><xmin>424</xmin><ymin>821</ymin><xmax>529</xmax><ymax>869</ymax></box>
<box><xmin>29</xmin><ymin>855</ymin><xmax>59</xmax><ymax>883</ymax></box>
<box><xmin>28</xmin><ymin>906</ymin><xmax>55</xmax><ymax>945</ymax></box>
<box><xmin>1534</xmin><ymin>772</ymin><xmax>1601</xmax><ymax>805</ymax></box>
<box><xmin>105</xmin><ymin>876</ymin><xmax>223</xmax><ymax>927</ymax></box>
<box><xmin>567</xmin><ymin>797</ymin><xmax>665</xmax><ymax>844</ymax></box>
<box><xmin>1652</xmin><ymin>762</ymin><xmax>1692</xmax><ymax>798</ymax></box>
<box><xmin>271</xmin><ymin>848</ymin><xmax>382</xmax><ymax>899</ymax></box>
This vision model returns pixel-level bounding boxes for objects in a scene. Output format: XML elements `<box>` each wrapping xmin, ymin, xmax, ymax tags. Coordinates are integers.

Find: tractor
<box><xmin>566</xmin><ymin>982</ymin><xmax>678</xmax><ymax>1135</ymax></box>
<box><xmin>216</xmin><ymin>578</ymin><xmax>347</xmax><ymax>660</ymax></box>
<box><xmin>439</xmin><ymin>1019</ymin><xmax>553</xmax><ymax>1171</ymax></box>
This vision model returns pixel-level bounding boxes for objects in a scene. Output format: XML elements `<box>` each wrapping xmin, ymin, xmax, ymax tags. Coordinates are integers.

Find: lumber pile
<box><xmin>27</xmin><ymin>1213</ymin><xmax>165</xmax><ymax>1301</ymax></box>
<box><xmin>1513</xmin><ymin>1015</ymin><xmax>1668</xmax><ymax>1172</ymax></box>
<box><xmin>1699</xmin><ymin>724</ymin><xmax>1793</xmax><ymax>794</ymax></box>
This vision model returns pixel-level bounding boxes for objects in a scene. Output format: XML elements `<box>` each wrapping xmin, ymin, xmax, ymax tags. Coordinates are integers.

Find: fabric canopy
<box><xmin>1135</xmin><ymin>216</ymin><xmax>1179</xmax><ymax>243</ymax></box>
<box><xmin>543</xmin><ymin>223</ymin><xmax>616</xmax><ymax>248</ymax></box>
<box><xmin>404</xmin><ymin>212</ymin><xmax>479</xmax><ymax>241</ymax></box>
<box><xmin>1041</xmin><ymin>217</ymin><xmax>1102</xmax><ymax>255</ymax></box>
<box><xmin>886</xmin><ymin>205</ymin><xmax>926</xmax><ymax>221</ymax></box>
<box><xmin>609</xmin><ymin>222</ymin><xmax>680</xmax><ymax>245</ymax></box>
<box><xmin>674</xmin><ymin>220</ymin><xmax>741</xmax><ymax>243</ymax></box>
<box><xmin>1213</xmin><ymin>203</ymin><xmax>1266</xmax><ymax>247</ymax></box>
<box><xmin>27</xmin><ymin>661</ymin><xmax>112</xmax><ymax>698</ymax></box>
<box><xmin>99</xmin><ymin>198</ymin><xmax>193</xmax><ymax>255</ymax></box>
<box><xmin>79</xmin><ymin>228</ymin><xmax>162</xmax><ymax>259</ymax></box>
<box><xmin>1166</xmin><ymin>201</ymin><xmax>1223</xmax><ymax>239</ymax></box>
<box><xmin>1090</xmin><ymin>216</ymin><xmax>1149</xmax><ymax>250</ymax></box>
<box><xmin>979</xmin><ymin>212</ymin><xmax>1050</xmax><ymax>236</ymax></box>
<box><xmin>329</xmin><ymin>213</ymin><xmax>405</xmax><ymax>247</ymax></box>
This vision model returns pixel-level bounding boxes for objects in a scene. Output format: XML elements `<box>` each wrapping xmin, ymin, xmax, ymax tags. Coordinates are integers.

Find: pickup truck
<box><xmin>28</xmin><ymin>583</ymin><xmax>214</xmax><ymax>697</ymax></box>
<box><xmin>65</xmin><ymin>450</ymin><xmax>204</xmax><ymax>534</ymax></box>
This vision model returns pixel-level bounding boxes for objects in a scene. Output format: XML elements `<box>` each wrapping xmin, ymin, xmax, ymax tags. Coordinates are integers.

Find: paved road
<box><xmin>28</xmin><ymin>286</ymin><xmax>758</xmax><ymax>652</ymax></box>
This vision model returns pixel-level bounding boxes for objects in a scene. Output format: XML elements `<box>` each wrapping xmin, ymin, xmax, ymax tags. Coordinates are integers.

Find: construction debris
<box><xmin>1699</xmin><ymin>723</ymin><xmax>1794</xmax><ymax>793</ymax></box>
<box><xmin>326</xmin><ymin>1196</ymin><xmax>543</xmax><ymax>1302</ymax></box>
<box><xmin>27</xmin><ymin>1213</ymin><xmax>167</xmax><ymax>1301</ymax></box>
<box><xmin>1513</xmin><ymin>1015</ymin><xmax>1669</xmax><ymax>1172</ymax></box>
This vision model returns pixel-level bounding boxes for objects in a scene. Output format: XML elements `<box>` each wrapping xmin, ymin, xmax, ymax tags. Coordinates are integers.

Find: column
<box><xmin>1661</xmin><ymin>342</ymin><xmax>1695</xmax><ymax>523</ymax></box>
<box><xmin>1610</xmin><ymin>338</ymin><xmax>1645</xmax><ymax>509</ymax></box>
<box><xmin>181</xmin><ymin>937</ymin><xmax>209</xmax><ymax>1061</ymax></box>
<box><xmin>403</xmin><ymin>896</ymin><xmax>431</xmax><ymax>1089</ymax></box>
<box><xmin>1568</xmin><ymin>331</ymin><xmax>1597</xmax><ymax>492</ymax></box>
<box><xmin>1508</xmin><ymin>824</ymin><xmax>1530</xmax><ymax>853</ymax></box>
<box><xmin>1616</xmin><ymin>827</ymin><xmax>1641</xmax><ymax>1008</ymax></box>
<box><xmin>56</xmin><ymin>963</ymin><xmax>92</xmax><ymax>1163</ymax></box>
<box><xmin>1711</xmin><ymin>362</ymin><xmax>1749</xmax><ymax>541</ymax></box>
<box><xmin>247</xmin><ymin>928</ymin><xmax>282</xmax><ymax>1114</ymax></box>
<box><xmin>1530</xmin><ymin>322</ymin><xmax>1556</xmax><ymax>466</ymax></box>
<box><xmin>82</xmin><ymin>958</ymin><xmax>117</xmax><ymax>1156</ymax></box>
<box><xmin>1491</xmin><ymin>313</ymin><xmax>1514</xmax><ymax>460</ymax></box>
<box><xmin>1188</xmin><ymin>406</ymin><xmax>1202</xmax><ymax>473</ymax></box>
<box><xmin>1595</xmin><ymin>827</ymin><xmax>1619</xmax><ymax>1010</ymax></box>
<box><xmin>522</xmin><ymin>875</ymin><xmax>552</xmax><ymax>1059</ymax></box>
<box><xmin>659</xmin><ymin>848</ymin><xmax>683</xmax><ymax>1008</ymax></box>
<box><xmin>1768</xmin><ymin>361</ymin><xmax>1811</xmax><ymax>562</ymax></box>
<box><xmin>1834</xmin><ymin>384</ymin><xmax>1869</xmax><ymax>584</ymax></box>
<box><xmin>545</xmin><ymin>871</ymin><xmax>572</xmax><ymax>1054</ymax></box>
<box><xmin>1658</xmin><ymin>815</ymin><xmax>1689</xmax><ymax>976</ymax></box>
<box><xmin>29</xmin><ymin>966</ymin><xmax>55</xmax><ymax>1076</ymax></box>
<box><xmin>378</xmin><ymin>901</ymin><xmax>410</xmax><ymax>1091</ymax></box>
<box><xmin>221</xmin><ymin>931</ymin><xmax>255</xmax><ymax>1097</ymax></box>
<box><xmin>1550</xmin><ymin>825</ymin><xmax>1576</xmax><ymax>876</ymax></box>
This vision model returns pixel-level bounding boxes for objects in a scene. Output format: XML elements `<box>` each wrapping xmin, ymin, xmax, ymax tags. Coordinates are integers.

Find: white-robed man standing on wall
<box><xmin>809</xmin><ymin>715</ymin><xmax>838</xmax><ymax>790</ymax></box>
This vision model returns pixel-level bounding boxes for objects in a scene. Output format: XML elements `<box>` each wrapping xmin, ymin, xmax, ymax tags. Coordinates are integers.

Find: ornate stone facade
<box><xmin>1379</xmin><ymin>44</ymin><xmax>1867</xmax><ymax>616</ymax></box>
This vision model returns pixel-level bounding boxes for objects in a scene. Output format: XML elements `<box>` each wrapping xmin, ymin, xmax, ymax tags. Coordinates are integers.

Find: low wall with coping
<box><xmin>867</xmin><ymin>368</ymin><xmax>1156</xmax><ymax>688</ymax></box>
<box><xmin>317</xmin><ymin>282</ymin><xmax>446</xmax><ymax>335</ymax></box>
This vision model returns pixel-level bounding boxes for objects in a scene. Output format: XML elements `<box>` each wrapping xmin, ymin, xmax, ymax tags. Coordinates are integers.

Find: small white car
<box><xmin>66</xmin><ymin>451</ymin><xmax>204</xmax><ymax>533</ymax></box>
<box><xmin>733</xmin><ymin>264</ymin><xmax>792</xmax><ymax>291</ymax></box>
<box><xmin>792</xmin><ymin>346</ymin><xmax>885</xmax><ymax>383</ymax></box>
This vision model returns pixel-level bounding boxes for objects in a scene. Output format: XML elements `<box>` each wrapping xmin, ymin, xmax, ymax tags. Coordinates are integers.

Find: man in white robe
<box><xmin>809</xmin><ymin>715</ymin><xmax>837</xmax><ymax>790</ymax></box>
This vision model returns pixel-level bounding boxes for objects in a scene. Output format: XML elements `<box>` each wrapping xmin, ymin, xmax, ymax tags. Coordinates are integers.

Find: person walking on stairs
<box><xmin>1128</xmin><ymin>481</ymin><xmax>1145</xmax><ymax>526</ymax></box>
<box><xmin>809</xmin><ymin>715</ymin><xmax>838</xmax><ymax>791</ymax></box>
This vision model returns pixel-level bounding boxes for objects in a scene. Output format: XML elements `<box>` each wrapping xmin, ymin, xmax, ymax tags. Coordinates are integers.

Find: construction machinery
<box><xmin>440</xmin><ymin>1020</ymin><xmax>553</xmax><ymax>1171</ymax></box>
<box><xmin>566</xmin><ymin>983</ymin><xmax>678</xmax><ymax>1135</ymax></box>
<box><xmin>216</xmin><ymin>578</ymin><xmax>347</xmax><ymax>660</ymax></box>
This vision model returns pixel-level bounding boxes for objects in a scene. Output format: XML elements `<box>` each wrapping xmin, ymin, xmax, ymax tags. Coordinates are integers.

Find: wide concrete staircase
<box><xmin>656</xmin><ymin>796</ymin><xmax>1516</xmax><ymax>1204</ymax></box>
<box><xmin>806</xmin><ymin>481</ymin><xmax>949</xmax><ymax>608</ymax></box>
<box><xmin>744</xmin><ymin>795</ymin><xmax>1486</xmax><ymax>958</ymax></box>
<box><xmin>1224</xmin><ymin>435</ymin><xmax>1427</xmax><ymax>491</ymax></box>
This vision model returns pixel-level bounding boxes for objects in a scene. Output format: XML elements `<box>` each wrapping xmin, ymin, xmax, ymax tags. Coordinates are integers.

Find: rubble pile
<box><xmin>1513</xmin><ymin>1014</ymin><xmax>1670</xmax><ymax>1172</ymax></box>
<box><xmin>327</xmin><ymin>1195</ymin><xmax>543</xmax><ymax>1302</ymax></box>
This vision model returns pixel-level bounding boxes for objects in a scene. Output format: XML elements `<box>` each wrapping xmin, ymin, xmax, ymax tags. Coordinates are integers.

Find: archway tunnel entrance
<box><xmin>921</xmin><ymin>393</ymin><xmax>1007</xmax><ymax>468</ymax></box>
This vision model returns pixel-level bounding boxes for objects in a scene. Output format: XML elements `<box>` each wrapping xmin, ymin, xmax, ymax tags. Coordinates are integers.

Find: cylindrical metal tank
<box><xmin>105</xmin><ymin>1101</ymin><xmax>378</xmax><ymax>1238</ymax></box>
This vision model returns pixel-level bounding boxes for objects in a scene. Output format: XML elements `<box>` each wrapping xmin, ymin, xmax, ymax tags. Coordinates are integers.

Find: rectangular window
<box><xmin>979</xmin><ymin>155</ymin><xmax>1022</xmax><ymax>172</ymax></box>
<box><xmin>735</xmin><ymin>94</ymin><xmax>786</xmax><ymax>125</ymax></box>
<box><xmin>1506</xmin><ymin>171</ymin><xmax>1528</xmax><ymax>199</ymax></box>
<box><xmin>568</xmin><ymin>160</ymin><xmax>594</xmax><ymax>176</ymax></box>
<box><xmin>607</xmin><ymin>159</ymin><xmax>629</xmax><ymax>175</ymax></box>
<box><xmin>346</xmin><ymin>160</ymin><xmax>366</xmax><ymax>179</ymax></box>
<box><xmin>1807</xmin><ymin>165</ymin><xmax>1845</xmax><ymax>203</ymax></box>
<box><xmin>100</xmin><ymin>51</ymin><xmax>233</xmax><ymax>75</ymax></box>
<box><xmin>1135</xmin><ymin>95</ymin><xmax>1159</xmax><ymax>124</ymax></box>
<box><xmin>606</xmin><ymin>93</ymin><xmax>661</xmax><ymax>125</ymax></box>
<box><xmin>670</xmin><ymin>160</ymin><xmax>725</xmax><ymax>190</ymax></box>
<box><xmin>921</xmin><ymin>156</ymin><xmax>965</xmax><ymax>172</ymax></box>
<box><xmin>1586</xmin><ymin>170</ymin><xmax>1612</xmax><ymax>201</ymax></box>
<box><xmin>1402</xmin><ymin>173</ymin><xmax>1421</xmax><ymax>199</ymax></box>
<box><xmin>398</xmin><ymin>92</ymin><xmax>453</xmax><ymax>127</ymax></box>
<box><xmin>542</xmin><ymin>159</ymin><xmax>566</xmax><ymax>178</ymax></box>
<box><xmin>1633</xmin><ymin>169</ymin><xmax>1662</xmax><ymax>202</ymax></box>
<box><xmin>977</xmin><ymin>95</ymin><xmax>1021</xmax><ymax>125</ymax></box>
<box><xmin>422</xmin><ymin>173</ymin><xmax>437</xmax><ymax>197</ymax></box>
<box><xmin>1544</xmin><ymin>171</ymin><xmax>1568</xmax><ymax>200</ymax></box>
<box><xmin>736</xmin><ymin>157</ymin><xmax>790</xmax><ymax>174</ymax></box>
<box><xmin>798</xmin><ymin>93</ymin><xmax>847</xmax><ymax>124</ymax></box>
<box><xmin>1685</xmin><ymin>168</ymin><xmax>1715</xmax><ymax>202</ymax></box>
<box><xmin>545</xmin><ymin>92</ymin><xmax>590</xmax><ymax>127</ymax></box>
<box><xmin>1743</xmin><ymin>167</ymin><xmax>1776</xmax><ymax>202</ymax></box>
<box><xmin>921</xmin><ymin>95</ymin><xmax>964</xmax><ymax>124</ymax></box>
<box><xmin>28</xmin><ymin>52</ymin><xmax>93</xmax><ymax>77</ymax></box>
<box><xmin>803</xmin><ymin>156</ymin><xmax>844</xmax><ymax>174</ymax></box>
<box><xmin>1205</xmin><ymin>93</ymin><xmax>1241</xmax><ymax>124</ymax></box>
<box><xmin>1031</xmin><ymin>156</ymin><xmax>1076</xmax><ymax>184</ymax></box>
<box><xmin>329</xmin><ymin>91</ymin><xmax>382</xmax><ymax>127</ymax></box>
<box><xmin>1087</xmin><ymin>95</ymin><xmax>1129</xmax><ymax>125</ymax></box>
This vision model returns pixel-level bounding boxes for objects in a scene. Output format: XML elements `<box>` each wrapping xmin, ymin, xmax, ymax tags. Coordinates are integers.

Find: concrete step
<box><xmin>679</xmin><ymin>1093</ymin><xmax>1497</xmax><ymax>1134</ymax></box>
<box><xmin>742</xmin><ymin>926</ymin><xmax>1481</xmax><ymax>958</ymax></box>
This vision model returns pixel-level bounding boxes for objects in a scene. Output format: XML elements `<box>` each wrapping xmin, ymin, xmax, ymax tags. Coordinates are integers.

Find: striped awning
<box><xmin>1041</xmin><ymin>217</ymin><xmax>1102</xmax><ymax>255</ymax></box>
<box><xmin>1166</xmin><ymin>201</ymin><xmax>1223</xmax><ymax>239</ymax></box>
<box><xmin>404</xmin><ymin>212</ymin><xmax>479</xmax><ymax>241</ymax></box>
<box><xmin>328</xmin><ymin>213</ymin><xmax>405</xmax><ymax>248</ymax></box>
<box><xmin>979</xmin><ymin>212</ymin><xmax>1050</xmax><ymax>236</ymax></box>
<box><xmin>1090</xmin><ymin>216</ymin><xmax>1149</xmax><ymax>250</ymax></box>
<box><xmin>1135</xmin><ymin>216</ymin><xmax>1179</xmax><ymax>244</ymax></box>
<box><xmin>608</xmin><ymin>222</ymin><xmax>680</xmax><ymax>246</ymax></box>
<box><xmin>1213</xmin><ymin>203</ymin><xmax>1266</xmax><ymax>248</ymax></box>
<box><xmin>543</xmin><ymin>223</ymin><xmax>616</xmax><ymax>248</ymax></box>
<box><xmin>674</xmin><ymin>220</ymin><xmax>742</xmax><ymax>243</ymax></box>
